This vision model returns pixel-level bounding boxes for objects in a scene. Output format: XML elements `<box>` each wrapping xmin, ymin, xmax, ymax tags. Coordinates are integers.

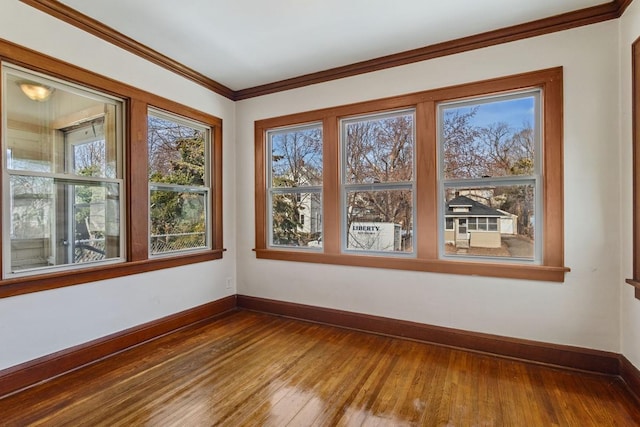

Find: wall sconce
<box><xmin>17</xmin><ymin>81</ymin><xmax>54</xmax><ymax>102</ymax></box>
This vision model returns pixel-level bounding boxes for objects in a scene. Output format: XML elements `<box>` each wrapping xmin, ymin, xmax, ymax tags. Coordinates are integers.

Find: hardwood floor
<box><xmin>1</xmin><ymin>310</ymin><xmax>639</xmax><ymax>426</ymax></box>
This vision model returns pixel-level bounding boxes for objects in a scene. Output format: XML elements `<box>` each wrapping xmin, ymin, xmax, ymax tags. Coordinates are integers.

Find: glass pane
<box><xmin>441</xmin><ymin>94</ymin><xmax>537</xmax><ymax>180</ymax></box>
<box><xmin>148</xmin><ymin>114</ymin><xmax>207</xmax><ymax>186</ymax></box>
<box><xmin>346</xmin><ymin>190</ymin><xmax>413</xmax><ymax>252</ymax></box>
<box><xmin>9</xmin><ymin>176</ymin><xmax>121</xmax><ymax>273</ymax></box>
<box><xmin>4</xmin><ymin>70</ymin><xmax>120</xmax><ymax>178</ymax></box>
<box><xmin>67</xmin><ymin>118</ymin><xmax>113</xmax><ymax>178</ymax></box>
<box><xmin>269</xmin><ymin>125</ymin><xmax>322</xmax><ymax>187</ymax></box>
<box><xmin>344</xmin><ymin>111</ymin><xmax>414</xmax><ymax>184</ymax></box>
<box><xmin>270</xmin><ymin>191</ymin><xmax>322</xmax><ymax>247</ymax></box>
<box><xmin>150</xmin><ymin>188</ymin><xmax>207</xmax><ymax>254</ymax></box>
<box><xmin>444</xmin><ymin>185</ymin><xmax>534</xmax><ymax>260</ymax></box>
<box><xmin>445</xmin><ymin>217</ymin><xmax>454</xmax><ymax>230</ymax></box>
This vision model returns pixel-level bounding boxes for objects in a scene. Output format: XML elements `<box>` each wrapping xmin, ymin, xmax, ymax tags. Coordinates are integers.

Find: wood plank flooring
<box><xmin>1</xmin><ymin>310</ymin><xmax>639</xmax><ymax>426</ymax></box>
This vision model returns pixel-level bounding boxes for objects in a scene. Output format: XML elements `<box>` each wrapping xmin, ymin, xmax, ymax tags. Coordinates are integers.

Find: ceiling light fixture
<box><xmin>17</xmin><ymin>81</ymin><xmax>54</xmax><ymax>102</ymax></box>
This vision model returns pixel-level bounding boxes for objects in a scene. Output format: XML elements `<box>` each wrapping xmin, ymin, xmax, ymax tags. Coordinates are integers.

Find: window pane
<box><xmin>67</xmin><ymin>118</ymin><xmax>113</xmax><ymax>179</ymax></box>
<box><xmin>346</xmin><ymin>190</ymin><xmax>413</xmax><ymax>252</ymax></box>
<box><xmin>9</xmin><ymin>176</ymin><xmax>121</xmax><ymax>273</ymax></box>
<box><xmin>148</xmin><ymin>114</ymin><xmax>207</xmax><ymax>186</ymax></box>
<box><xmin>445</xmin><ymin>217</ymin><xmax>454</xmax><ymax>230</ymax></box>
<box><xmin>444</xmin><ymin>185</ymin><xmax>534</xmax><ymax>259</ymax></box>
<box><xmin>4</xmin><ymin>71</ymin><xmax>120</xmax><ymax>178</ymax></box>
<box><xmin>3</xmin><ymin>65</ymin><xmax>124</xmax><ymax>277</ymax></box>
<box><xmin>269</xmin><ymin>125</ymin><xmax>322</xmax><ymax>187</ymax></box>
<box><xmin>344</xmin><ymin>111</ymin><xmax>414</xmax><ymax>184</ymax></box>
<box><xmin>150</xmin><ymin>188</ymin><xmax>207</xmax><ymax>254</ymax></box>
<box><xmin>478</xmin><ymin>217</ymin><xmax>487</xmax><ymax>230</ymax></box>
<box><xmin>441</xmin><ymin>94</ymin><xmax>537</xmax><ymax>180</ymax></box>
<box><xmin>270</xmin><ymin>191</ymin><xmax>322</xmax><ymax>248</ymax></box>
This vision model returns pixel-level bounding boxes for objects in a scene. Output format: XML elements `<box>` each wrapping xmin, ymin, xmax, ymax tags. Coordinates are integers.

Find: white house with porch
<box><xmin>444</xmin><ymin>195</ymin><xmax>517</xmax><ymax>249</ymax></box>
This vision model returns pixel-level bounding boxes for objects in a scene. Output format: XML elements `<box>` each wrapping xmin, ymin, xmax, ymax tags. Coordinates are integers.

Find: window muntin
<box><xmin>341</xmin><ymin>110</ymin><xmax>415</xmax><ymax>255</ymax></box>
<box><xmin>148</xmin><ymin>109</ymin><xmax>211</xmax><ymax>256</ymax></box>
<box><xmin>439</xmin><ymin>91</ymin><xmax>541</xmax><ymax>263</ymax></box>
<box><xmin>267</xmin><ymin>123</ymin><xmax>323</xmax><ymax>249</ymax></box>
<box><xmin>2</xmin><ymin>65</ymin><xmax>124</xmax><ymax>277</ymax></box>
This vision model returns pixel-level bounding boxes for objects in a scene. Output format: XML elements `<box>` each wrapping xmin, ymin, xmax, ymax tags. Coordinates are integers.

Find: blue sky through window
<box><xmin>449</xmin><ymin>96</ymin><xmax>535</xmax><ymax>130</ymax></box>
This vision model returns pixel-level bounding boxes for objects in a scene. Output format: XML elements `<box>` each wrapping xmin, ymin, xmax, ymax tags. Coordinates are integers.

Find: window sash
<box><xmin>147</xmin><ymin>108</ymin><xmax>210</xmax><ymax>187</ymax></box>
<box><xmin>341</xmin><ymin>109</ymin><xmax>415</xmax><ymax>185</ymax></box>
<box><xmin>267</xmin><ymin>122</ymin><xmax>323</xmax><ymax>188</ymax></box>
<box><xmin>266</xmin><ymin>122</ymin><xmax>324</xmax><ymax>249</ymax></box>
<box><xmin>2</xmin><ymin>64</ymin><xmax>125</xmax><ymax>278</ymax></box>
<box><xmin>343</xmin><ymin>187</ymin><xmax>414</xmax><ymax>255</ymax></box>
<box><xmin>267</xmin><ymin>187</ymin><xmax>322</xmax><ymax>249</ymax></box>
<box><xmin>340</xmin><ymin>109</ymin><xmax>416</xmax><ymax>255</ymax></box>
<box><xmin>147</xmin><ymin>113</ymin><xmax>212</xmax><ymax>257</ymax></box>
<box><xmin>4</xmin><ymin>175</ymin><xmax>124</xmax><ymax>277</ymax></box>
<box><xmin>149</xmin><ymin>185</ymin><xmax>210</xmax><ymax>256</ymax></box>
<box><xmin>437</xmin><ymin>89</ymin><xmax>542</xmax><ymax>264</ymax></box>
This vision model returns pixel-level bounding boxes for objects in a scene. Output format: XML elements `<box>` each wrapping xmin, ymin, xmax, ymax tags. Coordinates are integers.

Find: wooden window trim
<box><xmin>0</xmin><ymin>39</ymin><xmax>224</xmax><ymax>299</ymax></box>
<box><xmin>255</xmin><ymin>67</ymin><xmax>568</xmax><ymax>282</ymax></box>
<box><xmin>627</xmin><ymin>37</ymin><xmax>640</xmax><ymax>300</ymax></box>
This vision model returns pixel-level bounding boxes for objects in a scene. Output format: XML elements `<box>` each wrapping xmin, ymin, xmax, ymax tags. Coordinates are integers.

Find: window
<box><xmin>445</xmin><ymin>217</ymin><xmax>454</xmax><ymax>230</ymax></box>
<box><xmin>439</xmin><ymin>91</ymin><xmax>540</xmax><ymax>261</ymax></box>
<box><xmin>627</xmin><ymin>38</ymin><xmax>640</xmax><ymax>299</ymax></box>
<box><xmin>0</xmin><ymin>42</ymin><xmax>223</xmax><ymax>298</ymax></box>
<box><xmin>2</xmin><ymin>65</ymin><xmax>124</xmax><ymax>277</ymax></box>
<box><xmin>266</xmin><ymin>123</ymin><xmax>322</xmax><ymax>248</ymax></box>
<box><xmin>342</xmin><ymin>110</ymin><xmax>414</xmax><ymax>254</ymax></box>
<box><xmin>147</xmin><ymin>109</ymin><xmax>211</xmax><ymax>255</ymax></box>
<box><xmin>255</xmin><ymin>68</ymin><xmax>567</xmax><ymax>281</ymax></box>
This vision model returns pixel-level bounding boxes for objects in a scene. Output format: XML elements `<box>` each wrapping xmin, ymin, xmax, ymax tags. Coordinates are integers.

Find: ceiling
<box><xmin>55</xmin><ymin>0</ymin><xmax>610</xmax><ymax>94</ymax></box>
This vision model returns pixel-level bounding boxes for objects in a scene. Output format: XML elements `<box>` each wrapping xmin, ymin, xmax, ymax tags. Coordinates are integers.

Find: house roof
<box><xmin>446</xmin><ymin>195</ymin><xmax>506</xmax><ymax>217</ymax></box>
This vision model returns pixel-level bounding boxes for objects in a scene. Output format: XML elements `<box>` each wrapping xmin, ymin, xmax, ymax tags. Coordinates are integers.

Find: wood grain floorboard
<box><xmin>0</xmin><ymin>310</ymin><xmax>638</xmax><ymax>426</ymax></box>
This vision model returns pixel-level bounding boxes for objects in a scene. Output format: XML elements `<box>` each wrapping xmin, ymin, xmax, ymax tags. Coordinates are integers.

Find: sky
<box><xmin>444</xmin><ymin>95</ymin><xmax>536</xmax><ymax>130</ymax></box>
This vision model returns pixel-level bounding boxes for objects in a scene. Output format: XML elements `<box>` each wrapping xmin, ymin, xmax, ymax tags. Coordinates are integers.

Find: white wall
<box><xmin>236</xmin><ymin>21</ymin><xmax>622</xmax><ymax>352</ymax></box>
<box><xmin>620</xmin><ymin>1</ymin><xmax>640</xmax><ymax>370</ymax></box>
<box><xmin>0</xmin><ymin>1</ymin><xmax>237</xmax><ymax>369</ymax></box>
<box><xmin>1</xmin><ymin>0</ymin><xmax>635</xmax><ymax>373</ymax></box>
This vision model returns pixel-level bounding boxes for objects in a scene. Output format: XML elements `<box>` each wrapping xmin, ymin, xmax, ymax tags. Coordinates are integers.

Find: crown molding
<box><xmin>235</xmin><ymin>0</ymin><xmax>633</xmax><ymax>99</ymax></box>
<box><xmin>20</xmin><ymin>0</ymin><xmax>634</xmax><ymax>101</ymax></box>
<box><xmin>19</xmin><ymin>0</ymin><xmax>235</xmax><ymax>100</ymax></box>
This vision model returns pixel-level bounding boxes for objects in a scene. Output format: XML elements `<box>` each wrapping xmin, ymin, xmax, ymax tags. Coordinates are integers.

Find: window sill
<box><xmin>254</xmin><ymin>249</ymin><xmax>569</xmax><ymax>282</ymax></box>
<box><xmin>0</xmin><ymin>249</ymin><xmax>224</xmax><ymax>299</ymax></box>
<box><xmin>627</xmin><ymin>279</ymin><xmax>640</xmax><ymax>289</ymax></box>
<box><xmin>625</xmin><ymin>279</ymin><xmax>640</xmax><ymax>300</ymax></box>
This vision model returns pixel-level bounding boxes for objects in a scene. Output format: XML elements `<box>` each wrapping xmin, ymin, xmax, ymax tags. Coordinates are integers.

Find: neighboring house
<box><xmin>296</xmin><ymin>192</ymin><xmax>322</xmax><ymax>236</ymax></box>
<box><xmin>497</xmin><ymin>209</ymin><xmax>518</xmax><ymax>235</ymax></box>
<box><xmin>444</xmin><ymin>195</ymin><xmax>517</xmax><ymax>249</ymax></box>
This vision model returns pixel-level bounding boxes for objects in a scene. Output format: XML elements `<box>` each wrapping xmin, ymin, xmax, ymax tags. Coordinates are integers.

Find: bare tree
<box><xmin>270</xmin><ymin>127</ymin><xmax>322</xmax><ymax>245</ymax></box>
<box><xmin>345</xmin><ymin>114</ymin><xmax>414</xmax><ymax>251</ymax></box>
